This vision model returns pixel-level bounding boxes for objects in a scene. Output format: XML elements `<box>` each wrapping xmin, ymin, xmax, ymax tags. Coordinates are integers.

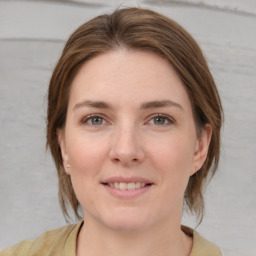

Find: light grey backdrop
<box><xmin>0</xmin><ymin>1</ymin><xmax>256</xmax><ymax>255</ymax></box>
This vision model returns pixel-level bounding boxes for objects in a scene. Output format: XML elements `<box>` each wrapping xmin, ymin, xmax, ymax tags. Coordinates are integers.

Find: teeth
<box><xmin>136</xmin><ymin>182</ymin><xmax>145</xmax><ymax>188</ymax></box>
<box><xmin>108</xmin><ymin>182</ymin><xmax>147</xmax><ymax>190</ymax></box>
<box><xmin>127</xmin><ymin>182</ymin><xmax>135</xmax><ymax>190</ymax></box>
<box><xmin>119</xmin><ymin>182</ymin><xmax>127</xmax><ymax>190</ymax></box>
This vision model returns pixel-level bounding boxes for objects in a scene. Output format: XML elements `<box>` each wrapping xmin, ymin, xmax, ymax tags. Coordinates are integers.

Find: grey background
<box><xmin>0</xmin><ymin>0</ymin><xmax>256</xmax><ymax>255</ymax></box>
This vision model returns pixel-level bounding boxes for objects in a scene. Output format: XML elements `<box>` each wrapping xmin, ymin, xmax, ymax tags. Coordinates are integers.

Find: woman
<box><xmin>1</xmin><ymin>7</ymin><xmax>223</xmax><ymax>256</ymax></box>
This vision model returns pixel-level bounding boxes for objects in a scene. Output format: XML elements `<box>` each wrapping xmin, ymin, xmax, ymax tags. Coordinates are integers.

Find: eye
<box><xmin>81</xmin><ymin>115</ymin><xmax>107</xmax><ymax>126</ymax></box>
<box><xmin>148</xmin><ymin>114</ymin><xmax>174</xmax><ymax>126</ymax></box>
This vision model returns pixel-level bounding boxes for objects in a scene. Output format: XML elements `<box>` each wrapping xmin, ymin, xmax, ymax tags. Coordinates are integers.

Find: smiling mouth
<box><xmin>102</xmin><ymin>182</ymin><xmax>153</xmax><ymax>190</ymax></box>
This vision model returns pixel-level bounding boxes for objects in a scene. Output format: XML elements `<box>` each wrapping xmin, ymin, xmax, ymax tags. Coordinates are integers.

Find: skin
<box><xmin>58</xmin><ymin>49</ymin><xmax>212</xmax><ymax>256</ymax></box>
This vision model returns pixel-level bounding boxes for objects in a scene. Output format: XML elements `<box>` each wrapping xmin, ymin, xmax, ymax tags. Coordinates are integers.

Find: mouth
<box><xmin>101</xmin><ymin>177</ymin><xmax>154</xmax><ymax>199</ymax></box>
<box><xmin>102</xmin><ymin>182</ymin><xmax>153</xmax><ymax>190</ymax></box>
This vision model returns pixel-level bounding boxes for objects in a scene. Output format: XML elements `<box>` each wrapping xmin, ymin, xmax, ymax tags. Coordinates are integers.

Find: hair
<box><xmin>47</xmin><ymin>7</ymin><xmax>223</xmax><ymax>223</ymax></box>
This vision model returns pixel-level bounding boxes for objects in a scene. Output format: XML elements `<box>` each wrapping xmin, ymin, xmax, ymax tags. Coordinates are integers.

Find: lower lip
<box><xmin>102</xmin><ymin>184</ymin><xmax>153</xmax><ymax>199</ymax></box>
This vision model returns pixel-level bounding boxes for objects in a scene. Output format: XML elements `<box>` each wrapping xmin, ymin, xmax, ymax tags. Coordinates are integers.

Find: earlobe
<box><xmin>191</xmin><ymin>124</ymin><xmax>212</xmax><ymax>175</ymax></box>
<box><xmin>57</xmin><ymin>129</ymin><xmax>70</xmax><ymax>174</ymax></box>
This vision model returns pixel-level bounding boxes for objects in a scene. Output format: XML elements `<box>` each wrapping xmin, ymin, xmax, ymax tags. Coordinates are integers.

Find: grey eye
<box><xmin>90</xmin><ymin>116</ymin><xmax>103</xmax><ymax>125</ymax></box>
<box><xmin>153</xmin><ymin>116</ymin><xmax>168</xmax><ymax>125</ymax></box>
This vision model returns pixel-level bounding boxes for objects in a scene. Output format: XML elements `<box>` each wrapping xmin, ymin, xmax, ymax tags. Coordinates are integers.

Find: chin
<box><xmin>100</xmin><ymin>208</ymin><xmax>153</xmax><ymax>232</ymax></box>
<box><xmin>105</xmin><ymin>219</ymin><xmax>148</xmax><ymax>232</ymax></box>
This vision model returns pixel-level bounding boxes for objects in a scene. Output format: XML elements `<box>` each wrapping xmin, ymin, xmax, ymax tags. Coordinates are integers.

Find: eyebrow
<box><xmin>140</xmin><ymin>100</ymin><xmax>183</xmax><ymax>110</ymax></box>
<box><xmin>73</xmin><ymin>99</ymin><xmax>183</xmax><ymax>111</ymax></box>
<box><xmin>73</xmin><ymin>100</ymin><xmax>113</xmax><ymax>111</ymax></box>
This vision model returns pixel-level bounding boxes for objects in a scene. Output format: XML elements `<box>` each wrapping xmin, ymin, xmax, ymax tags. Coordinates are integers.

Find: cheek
<box><xmin>66</xmin><ymin>131</ymin><xmax>108</xmax><ymax>172</ymax></box>
<box><xmin>64</xmin><ymin>132</ymin><xmax>109</xmax><ymax>199</ymax></box>
<box><xmin>148</xmin><ymin>134</ymin><xmax>196</xmax><ymax>191</ymax></box>
<box><xmin>64</xmin><ymin>135</ymin><xmax>107</xmax><ymax>210</ymax></box>
<box><xmin>143</xmin><ymin>136</ymin><xmax>196</xmax><ymax>218</ymax></box>
<box><xmin>150</xmin><ymin>135</ymin><xmax>195</xmax><ymax>171</ymax></box>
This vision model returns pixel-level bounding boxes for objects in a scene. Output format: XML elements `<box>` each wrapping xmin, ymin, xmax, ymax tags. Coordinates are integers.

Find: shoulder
<box><xmin>0</xmin><ymin>222</ymin><xmax>82</xmax><ymax>256</ymax></box>
<box><xmin>181</xmin><ymin>225</ymin><xmax>222</xmax><ymax>256</ymax></box>
<box><xmin>190</xmin><ymin>229</ymin><xmax>222</xmax><ymax>256</ymax></box>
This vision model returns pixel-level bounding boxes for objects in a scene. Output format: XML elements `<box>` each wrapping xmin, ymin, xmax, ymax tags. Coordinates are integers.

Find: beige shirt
<box><xmin>0</xmin><ymin>222</ymin><xmax>222</xmax><ymax>256</ymax></box>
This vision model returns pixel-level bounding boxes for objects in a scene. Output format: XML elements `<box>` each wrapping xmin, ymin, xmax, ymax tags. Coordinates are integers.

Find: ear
<box><xmin>57</xmin><ymin>129</ymin><xmax>71</xmax><ymax>174</ymax></box>
<box><xmin>190</xmin><ymin>124</ymin><xmax>212</xmax><ymax>176</ymax></box>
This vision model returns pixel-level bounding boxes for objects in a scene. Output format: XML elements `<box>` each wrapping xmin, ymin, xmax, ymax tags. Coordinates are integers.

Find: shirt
<box><xmin>0</xmin><ymin>222</ymin><xmax>222</xmax><ymax>256</ymax></box>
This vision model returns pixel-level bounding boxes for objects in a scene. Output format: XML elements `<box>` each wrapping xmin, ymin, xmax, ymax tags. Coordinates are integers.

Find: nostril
<box><xmin>113</xmin><ymin>158</ymin><xmax>120</xmax><ymax>163</ymax></box>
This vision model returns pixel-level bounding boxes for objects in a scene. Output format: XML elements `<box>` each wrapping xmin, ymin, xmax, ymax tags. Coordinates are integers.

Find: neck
<box><xmin>76</xmin><ymin>212</ymin><xmax>192</xmax><ymax>256</ymax></box>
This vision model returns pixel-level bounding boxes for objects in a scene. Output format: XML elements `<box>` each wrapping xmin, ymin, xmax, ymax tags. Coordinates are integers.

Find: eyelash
<box><xmin>147</xmin><ymin>114</ymin><xmax>174</xmax><ymax>126</ymax></box>
<box><xmin>80</xmin><ymin>114</ymin><xmax>107</xmax><ymax>126</ymax></box>
<box><xmin>80</xmin><ymin>114</ymin><xmax>175</xmax><ymax>127</ymax></box>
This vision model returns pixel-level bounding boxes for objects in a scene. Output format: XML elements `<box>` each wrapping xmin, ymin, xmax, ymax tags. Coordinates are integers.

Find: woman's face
<box><xmin>59</xmin><ymin>49</ymin><xmax>211</xmax><ymax>232</ymax></box>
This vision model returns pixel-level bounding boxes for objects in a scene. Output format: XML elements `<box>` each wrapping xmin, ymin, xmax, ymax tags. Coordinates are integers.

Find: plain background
<box><xmin>0</xmin><ymin>0</ymin><xmax>256</xmax><ymax>255</ymax></box>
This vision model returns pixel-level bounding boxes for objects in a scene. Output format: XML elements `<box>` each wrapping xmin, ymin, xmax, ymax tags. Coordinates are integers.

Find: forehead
<box><xmin>69</xmin><ymin>49</ymin><xmax>192</xmax><ymax>111</ymax></box>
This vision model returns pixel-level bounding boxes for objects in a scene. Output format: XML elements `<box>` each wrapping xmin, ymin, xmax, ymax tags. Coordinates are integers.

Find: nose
<box><xmin>109</xmin><ymin>124</ymin><xmax>146</xmax><ymax>166</ymax></box>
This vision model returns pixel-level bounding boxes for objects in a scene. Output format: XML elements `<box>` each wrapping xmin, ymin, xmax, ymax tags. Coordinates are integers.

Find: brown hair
<box><xmin>47</xmin><ymin>7</ymin><xmax>223</xmax><ymax>223</ymax></box>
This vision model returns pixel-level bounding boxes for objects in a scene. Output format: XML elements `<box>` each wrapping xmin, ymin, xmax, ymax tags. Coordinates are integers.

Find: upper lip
<box><xmin>101</xmin><ymin>176</ymin><xmax>154</xmax><ymax>184</ymax></box>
